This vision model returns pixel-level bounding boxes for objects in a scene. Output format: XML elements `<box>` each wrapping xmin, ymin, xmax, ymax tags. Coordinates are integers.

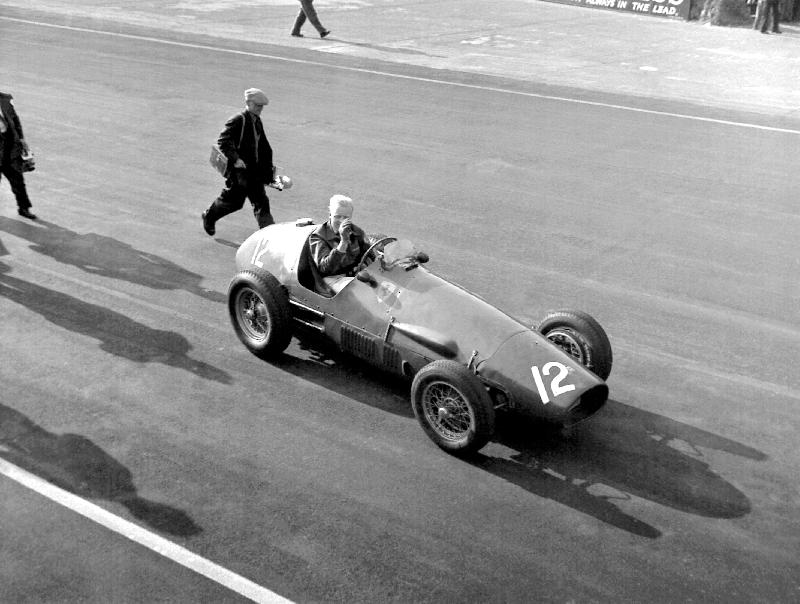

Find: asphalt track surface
<box><xmin>1</xmin><ymin>15</ymin><xmax>799</xmax><ymax>604</ymax></box>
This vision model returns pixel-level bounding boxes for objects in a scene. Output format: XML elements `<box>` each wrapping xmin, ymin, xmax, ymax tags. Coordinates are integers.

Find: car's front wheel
<box><xmin>537</xmin><ymin>309</ymin><xmax>612</xmax><ymax>380</ymax></box>
<box><xmin>228</xmin><ymin>270</ymin><xmax>293</xmax><ymax>359</ymax></box>
<box><xmin>411</xmin><ymin>360</ymin><xmax>495</xmax><ymax>456</ymax></box>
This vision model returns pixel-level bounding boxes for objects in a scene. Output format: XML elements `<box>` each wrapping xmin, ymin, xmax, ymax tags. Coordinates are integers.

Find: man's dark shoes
<box><xmin>320</xmin><ymin>29</ymin><xmax>331</xmax><ymax>38</ymax></box>
<box><xmin>18</xmin><ymin>208</ymin><xmax>37</xmax><ymax>220</ymax></box>
<box><xmin>201</xmin><ymin>210</ymin><xmax>215</xmax><ymax>236</ymax></box>
<box><xmin>291</xmin><ymin>31</ymin><xmax>303</xmax><ymax>37</ymax></box>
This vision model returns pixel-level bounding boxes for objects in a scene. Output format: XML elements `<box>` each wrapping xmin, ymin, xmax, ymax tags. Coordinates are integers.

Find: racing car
<box><xmin>227</xmin><ymin>219</ymin><xmax>612</xmax><ymax>456</ymax></box>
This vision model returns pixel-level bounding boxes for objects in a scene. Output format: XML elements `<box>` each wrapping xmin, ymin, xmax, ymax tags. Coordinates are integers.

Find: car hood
<box><xmin>379</xmin><ymin>266</ymin><xmax>528</xmax><ymax>363</ymax></box>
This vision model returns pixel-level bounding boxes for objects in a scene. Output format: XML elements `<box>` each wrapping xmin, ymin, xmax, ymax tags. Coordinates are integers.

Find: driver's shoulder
<box><xmin>310</xmin><ymin>221</ymin><xmax>333</xmax><ymax>238</ymax></box>
<box><xmin>308</xmin><ymin>222</ymin><xmax>336</xmax><ymax>249</ymax></box>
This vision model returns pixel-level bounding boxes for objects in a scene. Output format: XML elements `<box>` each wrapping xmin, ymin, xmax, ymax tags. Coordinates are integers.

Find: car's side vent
<box><xmin>382</xmin><ymin>345</ymin><xmax>401</xmax><ymax>373</ymax></box>
<box><xmin>341</xmin><ymin>325</ymin><xmax>378</xmax><ymax>362</ymax></box>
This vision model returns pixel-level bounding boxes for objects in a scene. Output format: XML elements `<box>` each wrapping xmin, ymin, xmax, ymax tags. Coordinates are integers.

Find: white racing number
<box><xmin>250</xmin><ymin>236</ymin><xmax>269</xmax><ymax>268</ymax></box>
<box><xmin>530</xmin><ymin>362</ymin><xmax>576</xmax><ymax>405</ymax></box>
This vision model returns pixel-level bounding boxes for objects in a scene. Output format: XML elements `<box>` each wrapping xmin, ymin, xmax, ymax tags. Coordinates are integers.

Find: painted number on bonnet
<box><xmin>250</xmin><ymin>236</ymin><xmax>269</xmax><ymax>268</ymax></box>
<box><xmin>531</xmin><ymin>362</ymin><xmax>575</xmax><ymax>405</ymax></box>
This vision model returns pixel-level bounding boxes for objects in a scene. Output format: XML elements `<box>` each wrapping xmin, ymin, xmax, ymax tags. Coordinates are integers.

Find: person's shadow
<box><xmin>0</xmin><ymin>403</ymin><xmax>201</xmax><ymax>537</ymax></box>
<box><xmin>0</xmin><ymin>265</ymin><xmax>231</xmax><ymax>384</ymax></box>
<box><xmin>269</xmin><ymin>335</ymin><xmax>765</xmax><ymax>538</ymax></box>
<box><xmin>0</xmin><ymin>217</ymin><xmax>225</xmax><ymax>303</ymax></box>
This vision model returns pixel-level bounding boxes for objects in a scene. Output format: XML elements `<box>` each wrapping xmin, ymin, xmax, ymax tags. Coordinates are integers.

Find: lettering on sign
<box><xmin>539</xmin><ymin>0</ymin><xmax>688</xmax><ymax>19</ymax></box>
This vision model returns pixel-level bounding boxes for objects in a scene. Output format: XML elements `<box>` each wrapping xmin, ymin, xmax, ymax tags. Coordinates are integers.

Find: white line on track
<box><xmin>4</xmin><ymin>15</ymin><xmax>800</xmax><ymax>136</ymax></box>
<box><xmin>0</xmin><ymin>458</ymin><xmax>294</xmax><ymax>604</ymax></box>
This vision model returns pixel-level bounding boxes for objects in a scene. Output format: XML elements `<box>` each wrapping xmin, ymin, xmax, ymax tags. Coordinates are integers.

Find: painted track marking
<box><xmin>0</xmin><ymin>458</ymin><xmax>294</xmax><ymax>604</ymax></box>
<box><xmin>2</xmin><ymin>16</ymin><xmax>799</xmax><ymax>136</ymax></box>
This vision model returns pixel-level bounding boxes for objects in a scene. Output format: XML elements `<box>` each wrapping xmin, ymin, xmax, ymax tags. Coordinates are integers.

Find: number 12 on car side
<box><xmin>531</xmin><ymin>362</ymin><xmax>575</xmax><ymax>405</ymax></box>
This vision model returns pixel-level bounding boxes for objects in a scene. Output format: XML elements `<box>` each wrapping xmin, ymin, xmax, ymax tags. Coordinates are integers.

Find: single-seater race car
<box><xmin>228</xmin><ymin>219</ymin><xmax>612</xmax><ymax>456</ymax></box>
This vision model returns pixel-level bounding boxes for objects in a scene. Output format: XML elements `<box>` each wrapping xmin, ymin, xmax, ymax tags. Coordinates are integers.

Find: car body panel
<box><xmin>233</xmin><ymin>221</ymin><xmax>609</xmax><ymax>424</ymax></box>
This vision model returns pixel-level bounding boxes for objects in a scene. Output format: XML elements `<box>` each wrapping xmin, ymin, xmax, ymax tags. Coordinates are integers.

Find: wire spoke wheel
<box><xmin>421</xmin><ymin>381</ymin><xmax>474</xmax><ymax>442</ymax></box>
<box><xmin>235</xmin><ymin>288</ymin><xmax>271</xmax><ymax>343</ymax></box>
<box><xmin>545</xmin><ymin>329</ymin><xmax>584</xmax><ymax>364</ymax></box>
<box><xmin>537</xmin><ymin>309</ymin><xmax>613</xmax><ymax>380</ymax></box>
<box><xmin>411</xmin><ymin>360</ymin><xmax>495</xmax><ymax>456</ymax></box>
<box><xmin>227</xmin><ymin>270</ymin><xmax>292</xmax><ymax>359</ymax></box>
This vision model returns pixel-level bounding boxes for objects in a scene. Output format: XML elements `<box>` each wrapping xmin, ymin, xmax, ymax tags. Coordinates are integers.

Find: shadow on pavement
<box><xmin>0</xmin><ymin>217</ymin><xmax>225</xmax><ymax>303</ymax></box>
<box><xmin>473</xmin><ymin>400</ymin><xmax>765</xmax><ymax>537</ymax></box>
<box><xmin>214</xmin><ymin>238</ymin><xmax>241</xmax><ymax>249</ymax></box>
<box><xmin>270</xmin><ymin>335</ymin><xmax>413</xmax><ymax>417</ymax></box>
<box><xmin>320</xmin><ymin>37</ymin><xmax>443</xmax><ymax>57</ymax></box>
<box><xmin>270</xmin><ymin>337</ymin><xmax>763</xmax><ymax>538</ymax></box>
<box><xmin>0</xmin><ymin>267</ymin><xmax>231</xmax><ymax>384</ymax></box>
<box><xmin>0</xmin><ymin>403</ymin><xmax>201</xmax><ymax>537</ymax></box>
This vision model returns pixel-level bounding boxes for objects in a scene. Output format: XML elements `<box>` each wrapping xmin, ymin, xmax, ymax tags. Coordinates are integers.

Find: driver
<box><xmin>309</xmin><ymin>194</ymin><xmax>371</xmax><ymax>279</ymax></box>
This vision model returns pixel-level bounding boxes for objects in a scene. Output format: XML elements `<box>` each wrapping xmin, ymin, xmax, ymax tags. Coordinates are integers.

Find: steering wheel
<box><xmin>357</xmin><ymin>237</ymin><xmax>397</xmax><ymax>271</ymax></box>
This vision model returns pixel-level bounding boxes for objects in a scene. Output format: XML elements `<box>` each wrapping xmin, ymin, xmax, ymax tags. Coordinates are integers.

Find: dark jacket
<box><xmin>0</xmin><ymin>92</ymin><xmax>25</xmax><ymax>164</ymax></box>
<box><xmin>309</xmin><ymin>221</ymin><xmax>371</xmax><ymax>277</ymax></box>
<box><xmin>217</xmin><ymin>110</ymin><xmax>273</xmax><ymax>183</ymax></box>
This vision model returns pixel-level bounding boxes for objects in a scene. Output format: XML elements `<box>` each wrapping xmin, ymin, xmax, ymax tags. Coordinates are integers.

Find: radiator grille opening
<box><xmin>565</xmin><ymin>384</ymin><xmax>609</xmax><ymax>427</ymax></box>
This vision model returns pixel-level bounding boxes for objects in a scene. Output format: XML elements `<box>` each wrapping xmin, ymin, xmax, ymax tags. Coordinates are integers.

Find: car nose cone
<box><xmin>479</xmin><ymin>330</ymin><xmax>608</xmax><ymax>422</ymax></box>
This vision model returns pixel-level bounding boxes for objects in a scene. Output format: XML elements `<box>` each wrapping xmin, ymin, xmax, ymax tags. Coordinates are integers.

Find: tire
<box><xmin>537</xmin><ymin>309</ymin><xmax>612</xmax><ymax>380</ymax></box>
<box><xmin>228</xmin><ymin>270</ymin><xmax>293</xmax><ymax>359</ymax></box>
<box><xmin>411</xmin><ymin>360</ymin><xmax>495</xmax><ymax>456</ymax></box>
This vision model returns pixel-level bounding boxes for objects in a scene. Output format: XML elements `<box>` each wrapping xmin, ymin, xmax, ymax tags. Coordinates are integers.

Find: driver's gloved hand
<box><xmin>339</xmin><ymin>219</ymin><xmax>355</xmax><ymax>241</ymax></box>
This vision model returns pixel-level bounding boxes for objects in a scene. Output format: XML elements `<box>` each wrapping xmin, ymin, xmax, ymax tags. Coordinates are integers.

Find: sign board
<box><xmin>542</xmin><ymin>0</ymin><xmax>691</xmax><ymax>19</ymax></box>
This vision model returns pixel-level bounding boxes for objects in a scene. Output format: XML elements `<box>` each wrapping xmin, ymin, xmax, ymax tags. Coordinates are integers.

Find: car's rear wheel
<box><xmin>228</xmin><ymin>270</ymin><xmax>293</xmax><ymax>359</ymax></box>
<box><xmin>411</xmin><ymin>360</ymin><xmax>495</xmax><ymax>456</ymax></box>
<box><xmin>537</xmin><ymin>309</ymin><xmax>612</xmax><ymax>380</ymax></box>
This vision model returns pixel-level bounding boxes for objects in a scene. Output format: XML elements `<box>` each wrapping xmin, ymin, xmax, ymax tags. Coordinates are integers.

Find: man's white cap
<box><xmin>244</xmin><ymin>88</ymin><xmax>269</xmax><ymax>105</ymax></box>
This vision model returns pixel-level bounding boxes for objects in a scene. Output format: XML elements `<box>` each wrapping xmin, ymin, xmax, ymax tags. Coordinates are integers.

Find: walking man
<box><xmin>760</xmin><ymin>0</ymin><xmax>782</xmax><ymax>33</ymax></box>
<box><xmin>291</xmin><ymin>0</ymin><xmax>331</xmax><ymax>38</ymax></box>
<box><xmin>0</xmin><ymin>91</ymin><xmax>37</xmax><ymax>220</ymax></box>
<box><xmin>202</xmin><ymin>88</ymin><xmax>276</xmax><ymax>235</ymax></box>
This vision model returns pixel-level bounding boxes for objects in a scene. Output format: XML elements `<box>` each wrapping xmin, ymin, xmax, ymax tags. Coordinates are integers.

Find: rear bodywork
<box><xmin>234</xmin><ymin>221</ymin><xmax>608</xmax><ymax>425</ymax></box>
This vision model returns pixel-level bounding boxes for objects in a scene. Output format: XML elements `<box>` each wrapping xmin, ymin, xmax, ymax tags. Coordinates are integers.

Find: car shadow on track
<box><xmin>272</xmin><ymin>338</ymin><xmax>765</xmax><ymax>538</ymax></box>
<box><xmin>0</xmin><ymin>403</ymin><xmax>201</xmax><ymax>537</ymax></box>
<box><xmin>472</xmin><ymin>400</ymin><xmax>766</xmax><ymax>538</ymax></box>
<box><xmin>271</xmin><ymin>335</ymin><xmax>414</xmax><ymax>417</ymax></box>
<box><xmin>0</xmin><ymin>266</ymin><xmax>231</xmax><ymax>384</ymax></box>
<box><xmin>0</xmin><ymin>217</ymin><xmax>225</xmax><ymax>304</ymax></box>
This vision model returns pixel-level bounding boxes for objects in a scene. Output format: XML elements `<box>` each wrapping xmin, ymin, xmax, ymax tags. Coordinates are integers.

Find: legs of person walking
<box><xmin>1</xmin><ymin>162</ymin><xmax>33</xmax><ymax>216</ymax></box>
<box><xmin>202</xmin><ymin>177</ymin><xmax>274</xmax><ymax>234</ymax></box>
<box><xmin>247</xmin><ymin>182</ymin><xmax>274</xmax><ymax>228</ymax></box>
<box><xmin>291</xmin><ymin>9</ymin><xmax>306</xmax><ymax>36</ymax></box>
<box><xmin>203</xmin><ymin>180</ymin><xmax>246</xmax><ymax>235</ymax></box>
<box><xmin>295</xmin><ymin>0</ymin><xmax>329</xmax><ymax>36</ymax></box>
<box><xmin>770</xmin><ymin>1</ymin><xmax>781</xmax><ymax>32</ymax></box>
<box><xmin>760</xmin><ymin>1</ymin><xmax>780</xmax><ymax>32</ymax></box>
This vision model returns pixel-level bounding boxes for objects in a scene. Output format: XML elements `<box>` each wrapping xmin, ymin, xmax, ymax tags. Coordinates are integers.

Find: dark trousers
<box><xmin>761</xmin><ymin>0</ymin><xmax>781</xmax><ymax>31</ymax></box>
<box><xmin>0</xmin><ymin>147</ymin><xmax>31</xmax><ymax>210</ymax></box>
<box><xmin>292</xmin><ymin>0</ymin><xmax>326</xmax><ymax>35</ymax></box>
<box><xmin>207</xmin><ymin>173</ymin><xmax>274</xmax><ymax>229</ymax></box>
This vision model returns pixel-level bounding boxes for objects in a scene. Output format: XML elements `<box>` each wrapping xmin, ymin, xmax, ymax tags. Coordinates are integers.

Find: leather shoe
<box><xmin>291</xmin><ymin>31</ymin><xmax>303</xmax><ymax>37</ymax></box>
<box><xmin>201</xmin><ymin>210</ymin><xmax>215</xmax><ymax>236</ymax></box>
<box><xmin>320</xmin><ymin>30</ymin><xmax>331</xmax><ymax>38</ymax></box>
<box><xmin>18</xmin><ymin>208</ymin><xmax>37</xmax><ymax>220</ymax></box>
